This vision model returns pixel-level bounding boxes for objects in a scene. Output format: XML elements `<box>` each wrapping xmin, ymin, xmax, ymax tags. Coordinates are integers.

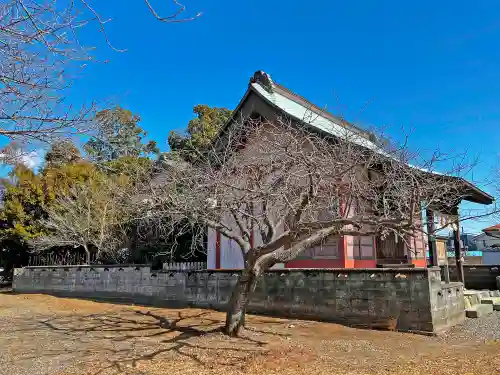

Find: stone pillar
<box><xmin>443</xmin><ymin>264</ymin><xmax>451</xmax><ymax>283</ymax></box>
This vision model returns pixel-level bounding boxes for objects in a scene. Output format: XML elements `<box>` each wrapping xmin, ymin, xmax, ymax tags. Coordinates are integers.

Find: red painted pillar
<box><xmin>215</xmin><ymin>231</ymin><xmax>221</xmax><ymax>269</ymax></box>
<box><xmin>339</xmin><ymin>235</ymin><xmax>354</xmax><ymax>268</ymax></box>
<box><xmin>338</xmin><ymin>235</ymin><xmax>344</xmax><ymax>261</ymax></box>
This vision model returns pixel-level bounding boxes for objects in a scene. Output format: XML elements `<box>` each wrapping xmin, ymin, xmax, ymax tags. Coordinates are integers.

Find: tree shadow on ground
<box><xmin>22</xmin><ymin>308</ymin><xmax>287</xmax><ymax>374</ymax></box>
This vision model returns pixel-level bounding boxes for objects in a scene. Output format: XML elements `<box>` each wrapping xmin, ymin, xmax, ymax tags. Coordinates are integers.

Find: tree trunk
<box><xmin>224</xmin><ymin>269</ymin><xmax>259</xmax><ymax>336</ymax></box>
<box><xmin>83</xmin><ymin>245</ymin><xmax>91</xmax><ymax>265</ymax></box>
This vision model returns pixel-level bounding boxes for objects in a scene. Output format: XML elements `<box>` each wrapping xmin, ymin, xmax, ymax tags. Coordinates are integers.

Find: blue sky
<box><xmin>64</xmin><ymin>0</ymin><xmax>500</xmax><ymax>232</ymax></box>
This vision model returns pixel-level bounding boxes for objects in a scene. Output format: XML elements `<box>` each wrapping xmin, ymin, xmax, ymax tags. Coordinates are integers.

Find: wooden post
<box><xmin>453</xmin><ymin>226</ymin><xmax>465</xmax><ymax>284</ymax></box>
<box><xmin>426</xmin><ymin>209</ymin><xmax>439</xmax><ymax>267</ymax></box>
<box><xmin>215</xmin><ymin>231</ymin><xmax>221</xmax><ymax>269</ymax></box>
<box><xmin>450</xmin><ymin>206</ymin><xmax>465</xmax><ymax>285</ymax></box>
<box><xmin>425</xmin><ymin>208</ymin><xmax>439</xmax><ymax>267</ymax></box>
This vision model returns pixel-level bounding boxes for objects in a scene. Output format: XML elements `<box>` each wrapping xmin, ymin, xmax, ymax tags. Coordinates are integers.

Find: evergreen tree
<box><xmin>86</xmin><ymin>106</ymin><xmax>159</xmax><ymax>163</ymax></box>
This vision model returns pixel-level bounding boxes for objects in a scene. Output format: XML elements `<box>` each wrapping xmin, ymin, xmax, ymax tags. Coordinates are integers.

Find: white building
<box><xmin>474</xmin><ymin>225</ymin><xmax>500</xmax><ymax>250</ymax></box>
<box><xmin>482</xmin><ymin>248</ymin><xmax>500</xmax><ymax>265</ymax></box>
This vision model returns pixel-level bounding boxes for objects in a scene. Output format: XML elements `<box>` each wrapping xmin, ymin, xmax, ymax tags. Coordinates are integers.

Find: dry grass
<box><xmin>0</xmin><ymin>293</ymin><xmax>499</xmax><ymax>375</ymax></box>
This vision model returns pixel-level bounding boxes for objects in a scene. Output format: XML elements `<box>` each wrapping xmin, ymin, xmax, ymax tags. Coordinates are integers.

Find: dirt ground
<box><xmin>0</xmin><ymin>292</ymin><xmax>499</xmax><ymax>375</ymax></box>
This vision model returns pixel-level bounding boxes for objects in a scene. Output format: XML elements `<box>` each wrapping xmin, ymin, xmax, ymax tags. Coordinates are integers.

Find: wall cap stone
<box><xmin>440</xmin><ymin>282</ymin><xmax>463</xmax><ymax>289</ymax></box>
<box><xmin>446</xmin><ymin>265</ymin><xmax>500</xmax><ymax>269</ymax></box>
<box><xmin>23</xmin><ymin>264</ymin><xmax>152</xmax><ymax>270</ymax></box>
<box><xmin>20</xmin><ymin>266</ymin><xmax>432</xmax><ymax>273</ymax></box>
<box><xmin>202</xmin><ymin>267</ymin><xmax>430</xmax><ymax>273</ymax></box>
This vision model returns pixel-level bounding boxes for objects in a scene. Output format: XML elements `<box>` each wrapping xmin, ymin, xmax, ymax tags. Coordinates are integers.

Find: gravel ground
<box><xmin>1</xmin><ymin>293</ymin><xmax>500</xmax><ymax>375</ymax></box>
<box><xmin>438</xmin><ymin>311</ymin><xmax>500</xmax><ymax>342</ymax></box>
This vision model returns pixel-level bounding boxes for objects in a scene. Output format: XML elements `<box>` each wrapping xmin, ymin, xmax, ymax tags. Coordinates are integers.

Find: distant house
<box><xmin>207</xmin><ymin>71</ymin><xmax>494</xmax><ymax>270</ymax></box>
<box><xmin>446</xmin><ymin>233</ymin><xmax>478</xmax><ymax>252</ymax></box>
<box><xmin>425</xmin><ymin>232</ymin><xmax>483</xmax><ymax>265</ymax></box>
<box><xmin>482</xmin><ymin>248</ymin><xmax>500</xmax><ymax>265</ymax></box>
<box><xmin>474</xmin><ymin>224</ymin><xmax>500</xmax><ymax>251</ymax></box>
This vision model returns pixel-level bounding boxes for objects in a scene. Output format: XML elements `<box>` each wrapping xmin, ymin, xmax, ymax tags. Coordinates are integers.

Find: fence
<box><xmin>27</xmin><ymin>250</ymin><xmax>167</xmax><ymax>267</ymax></box>
<box><xmin>28</xmin><ymin>252</ymin><xmax>94</xmax><ymax>267</ymax></box>
<box><xmin>28</xmin><ymin>252</ymin><xmax>206</xmax><ymax>271</ymax></box>
<box><xmin>162</xmin><ymin>261</ymin><xmax>206</xmax><ymax>271</ymax></box>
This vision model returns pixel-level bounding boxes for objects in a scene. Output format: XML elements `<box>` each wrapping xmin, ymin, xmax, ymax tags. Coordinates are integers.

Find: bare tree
<box><xmin>136</xmin><ymin>115</ymin><xmax>477</xmax><ymax>336</ymax></box>
<box><xmin>0</xmin><ymin>0</ymin><xmax>199</xmax><ymax>147</ymax></box>
<box><xmin>32</xmin><ymin>181</ymin><xmax>130</xmax><ymax>264</ymax></box>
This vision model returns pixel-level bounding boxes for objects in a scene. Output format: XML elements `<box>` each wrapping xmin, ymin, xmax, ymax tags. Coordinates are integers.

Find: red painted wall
<box><xmin>286</xmin><ymin>259</ymin><xmax>346</xmax><ymax>268</ymax></box>
<box><xmin>285</xmin><ymin>235</ymin><xmax>378</xmax><ymax>269</ymax></box>
<box><xmin>286</xmin><ymin>259</ymin><xmax>378</xmax><ymax>269</ymax></box>
<box><xmin>412</xmin><ymin>259</ymin><xmax>427</xmax><ymax>268</ymax></box>
<box><xmin>354</xmin><ymin>260</ymin><xmax>377</xmax><ymax>268</ymax></box>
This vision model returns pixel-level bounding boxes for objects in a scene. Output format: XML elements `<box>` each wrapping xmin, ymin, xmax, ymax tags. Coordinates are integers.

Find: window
<box><xmin>353</xmin><ymin>236</ymin><xmax>374</xmax><ymax>259</ymax></box>
<box><xmin>484</xmin><ymin>240</ymin><xmax>487</xmax><ymax>247</ymax></box>
<box><xmin>297</xmin><ymin>236</ymin><xmax>340</xmax><ymax>259</ymax></box>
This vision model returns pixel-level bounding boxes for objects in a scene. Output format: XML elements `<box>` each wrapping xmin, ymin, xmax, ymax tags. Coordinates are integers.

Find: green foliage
<box><xmin>168</xmin><ymin>105</ymin><xmax>232</xmax><ymax>159</ymax></box>
<box><xmin>0</xmin><ymin>161</ymin><xmax>100</xmax><ymax>240</ymax></box>
<box><xmin>86</xmin><ymin>106</ymin><xmax>159</xmax><ymax>163</ymax></box>
<box><xmin>44</xmin><ymin>140</ymin><xmax>82</xmax><ymax>169</ymax></box>
<box><xmin>0</xmin><ymin>165</ymin><xmax>46</xmax><ymax>239</ymax></box>
<box><xmin>103</xmin><ymin>156</ymin><xmax>154</xmax><ymax>183</ymax></box>
<box><xmin>0</xmin><ymin>152</ymin><xmax>153</xmax><ymax>249</ymax></box>
<box><xmin>0</xmin><ymin>105</ymin><xmax>227</xmax><ymax>264</ymax></box>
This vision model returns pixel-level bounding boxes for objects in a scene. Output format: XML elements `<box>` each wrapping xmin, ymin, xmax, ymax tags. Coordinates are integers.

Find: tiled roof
<box><xmin>222</xmin><ymin>70</ymin><xmax>494</xmax><ymax>205</ymax></box>
<box><xmin>250</xmin><ymin>71</ymin><xmax>386</xmax><ymax>155</ymax></box>
<box><xmin>250</xmin><ymin>73</ymin><xmax>450</xmax><ymax>177</ymax></box>
<box><xmin>483</xmin><ymin>224</ymin><xmax>500</xmax><ymax>232</ymax></box>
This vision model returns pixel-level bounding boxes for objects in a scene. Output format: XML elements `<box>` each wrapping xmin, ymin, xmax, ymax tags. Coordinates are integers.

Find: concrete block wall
<box><xmin>13</xmin><ymin>265</ymin><xmax>464</xmax><ymax>334</ymax></box>
<box><xmin>428</xmin><ymin>268</ymin><xmax>465</xmax><ymax>331</ymax></box>
<box><xmin>248</xmin><ymin>269</ymin><xmax>435</xmax><ymax>332</ymax></box>
<box><xmin>442</xmin><ymin>265</ymin><xmax>500</xmax><ymax>290</ymax></box>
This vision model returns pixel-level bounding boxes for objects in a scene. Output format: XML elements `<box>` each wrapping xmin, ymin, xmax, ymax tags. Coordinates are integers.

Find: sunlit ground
<box><xmin>0</xmin><ymin>292</ymin><xmax>499</xmax><ymax>375</ymax></box>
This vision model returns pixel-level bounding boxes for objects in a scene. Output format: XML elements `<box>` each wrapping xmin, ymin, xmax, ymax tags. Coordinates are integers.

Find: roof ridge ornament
<box><xmin>251</xmin><ymin>70</ymin><xmax>274</xmax><ymax>93</ymax></box>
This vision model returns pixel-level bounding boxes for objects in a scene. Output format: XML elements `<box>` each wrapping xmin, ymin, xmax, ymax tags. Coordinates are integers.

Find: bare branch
<box><xmin>143</xmin><ymin>0</ymin><xmax>202</xmax><ymax>23</ymax></box>
<box><xmin>138</xmin><ymin>114</ymin><xmax>484</xmax><ymax>272</ymax></box>
<box><xmin>79</xmin><ymin>0</ymin><xmax>126</xmax><ymax>52</ymax></box>
<box><xmin>0</xmin><ymin>0</ymin><xmax>200</xmax><ymax>151</ymax></box>
<box><xmin>126</xmin><ymin>109</ymin><xmax>491</xmax><ymax>335</ymax></box>
<box><xmin>31</xmin><ymin>179</ymin><xmax>131</xmax><ymax>262</ymax></box>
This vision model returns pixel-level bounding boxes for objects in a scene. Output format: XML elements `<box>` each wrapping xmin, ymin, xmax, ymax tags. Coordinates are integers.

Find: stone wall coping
<box><xmin>446</xmin><ymin>265</ymin><xmax>500</xmax><ymax>269</ymax></box>
<box><xmin>440</xmin><ymin>282</ymin><xmax>463</xmax><ymax>289</ymax></box>
<box><xmin>23</xmin><ymin>264</ymin><xmax>152</xmax><ymax>270</ymax></box>
<box><xmin>158</xmin><ymin>267</ymin><xmax>433</xmax><ymax>274</ymax></box>
<box><xmin>20</xmin><ymin>265</ymin><xmax>436</xmax><ymax>273</ymax></box>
